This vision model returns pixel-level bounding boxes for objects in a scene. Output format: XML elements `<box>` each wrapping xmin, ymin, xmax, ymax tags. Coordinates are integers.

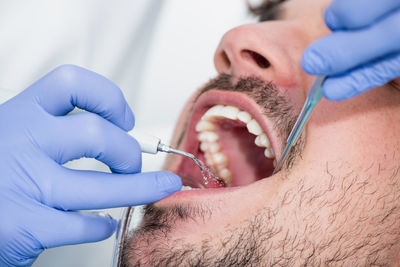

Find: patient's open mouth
<box><xmin>171</xmin><ymin>88</ymin><xmax>283</xmax><ymax>190</ymax></box>
<box><xmin>196</xmin><ymin>104</ymin><xmax>275</xmax><ymax>186</ymax></box>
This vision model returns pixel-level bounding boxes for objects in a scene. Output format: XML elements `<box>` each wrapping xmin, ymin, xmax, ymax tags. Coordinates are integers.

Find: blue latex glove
<box><xmin>301</xmin><ymin>0</ymin><xmax>400</xmax><ymax>101</ymax></box>
<box><xmin>0</xmin><ymin>65</ymin><xmax>182</xmax><ymax>266</ymax></box>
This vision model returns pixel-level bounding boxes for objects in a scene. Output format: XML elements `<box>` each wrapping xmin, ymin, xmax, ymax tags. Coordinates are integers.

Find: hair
<box><xmin>247</xmin><ymin>0</ymin><xmax>288</xmax><ymax>21</ymax></box>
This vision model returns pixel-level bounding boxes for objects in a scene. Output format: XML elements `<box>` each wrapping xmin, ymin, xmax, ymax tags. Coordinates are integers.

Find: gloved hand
<box><xmin>301</xmin><ymin>0</ymin><xmax>400</xmax><ymax>101</ymax></box>
<box><xmin>0</xmin><ymin>65</ymin><xmax>182</xmax><ymax>267</ymax></box>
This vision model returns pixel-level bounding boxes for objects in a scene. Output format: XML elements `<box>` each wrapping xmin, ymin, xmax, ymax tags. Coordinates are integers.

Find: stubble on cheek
<box><xmin>276</xmin><ymin>161</ymin><xmax>400</xmax><ymax>266</ymax></box>
<box><xmin>122</xmin><ymin>160</ymin><xmax>400</xmax><ymax>267</ymax></box>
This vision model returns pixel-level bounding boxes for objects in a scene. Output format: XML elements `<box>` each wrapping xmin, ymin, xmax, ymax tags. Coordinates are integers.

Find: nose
<box><xmin>214</xmin><ymin>25</ymin><xmax>272</xmax><ymax>78</ymax></box>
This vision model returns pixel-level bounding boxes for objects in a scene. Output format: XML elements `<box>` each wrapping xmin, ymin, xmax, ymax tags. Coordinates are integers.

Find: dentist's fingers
<box><xmin>35</xmin><ymin>112</ymin><xmax>141</xmax><ymax>174</ymax></box>
<box><xmin>323</xmin><ymin>52</ymin><xmax>400</xmax><ymax>101</ymax></box>
<box><xmin>45</xmin><ymin>168</ymin><xmax>182</xmax><ymax>210</ymax></box>
<box><xmin>2</xmin><ymin>205</ymin><xmax>117</xmax><ymax>266</ymax></box>
<box><xmin>302</xmin><ymin>9</ymin><xmax>400</xmax><ymax>75</ymax></box>
<box><xmin>325</xmin><ymin>0</ymin><xmax>400</xmax><ymax>30</ymax></box>
<box><xmin>25</xmin><ymin>64</ymin><xmax>134</xmax><ymax>131</ymax></box>
<box><xmin>30</xmin><ymin>208</ymin><xmax>117</xmax><ymax>249</ymax></box>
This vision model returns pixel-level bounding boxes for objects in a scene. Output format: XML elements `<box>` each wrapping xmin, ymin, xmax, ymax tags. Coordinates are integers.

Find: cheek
<box><xmin>258</xmin><ymin>24</ymin><xmax>317</xmax><ymax>106</ymax></box>
<box><xmin>300</xmin><ymin>87</ymin><xmax>400</xmax><ymax>170</ymax></box>
<box><xmin>302</xmin><ymin>102</ymin><xmax>368</xmax><ymax>168</ymax></box>
<box><xmin>267</xmin><ymin>21</ymin><xmax>331</xmax><ymax>100</ymax></box>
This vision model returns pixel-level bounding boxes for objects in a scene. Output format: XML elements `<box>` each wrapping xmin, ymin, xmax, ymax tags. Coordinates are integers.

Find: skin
<box><xmin>123</xmin><ymin>0</ymin><xmax>400</xmax><ymax>266</ymax></box>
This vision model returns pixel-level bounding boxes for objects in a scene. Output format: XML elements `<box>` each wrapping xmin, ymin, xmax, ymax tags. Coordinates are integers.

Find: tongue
<box><xmin>215</xmin><ymin>119</ymin><xmax>273</xmax><ymax>186</ymax></box>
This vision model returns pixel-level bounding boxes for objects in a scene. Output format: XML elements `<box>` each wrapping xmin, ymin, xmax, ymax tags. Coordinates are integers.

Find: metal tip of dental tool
<box><xmin>157</xmin><ymin>143</ymin><xmax>204</xmax><ymax>171</ymax></box>
<box><xmin>157</xmin><ymin>143</ymin><xmax>193</xmax><ymax>159</ymax></box>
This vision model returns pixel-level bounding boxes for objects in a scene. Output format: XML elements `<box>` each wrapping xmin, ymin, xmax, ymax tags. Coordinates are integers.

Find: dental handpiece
<box><xmin>129</xmin><ymin>131</ymin><xmax>204</xmax><ymax>171</ymax></box>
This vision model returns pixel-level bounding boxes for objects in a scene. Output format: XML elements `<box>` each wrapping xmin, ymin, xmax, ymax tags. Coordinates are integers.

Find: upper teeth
<box><xmin>196</xmin><ymin>104</ymin><xmax>276</xmax><ymax>185</ymax></box>
<box><xmin>198</xmin><ymin>131</ymin><xmax>219</xmax><ymax>142</ymax></box>
<box><xmin>237</xmin><ymin>111</ymin><xmax>252</xmax><ymax>123</ymax></box>
<box><xmin>255</xmin><ymin>133</ymin><xmax>270</xmax><ymax>148</ymax></box>
<box><xmin>220</xmin><ymin>106</ymin><xmax>240</xmax><ymax>120</ymax></box>
<box><xmin>195</xmin><ymin>120</ymin><xmax>215</xmax><ymax>132</ymax></box>
<box><xmin>247</xmin><ymin>119</ymin><xmax>263</xmax><ymax>135</ymax></box>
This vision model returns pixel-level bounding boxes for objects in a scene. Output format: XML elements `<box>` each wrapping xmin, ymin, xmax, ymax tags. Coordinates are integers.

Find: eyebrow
<box><xmin>248</xmin><ymin>0</ymin><xmax>288</xmax><ymax>21</ymax></box>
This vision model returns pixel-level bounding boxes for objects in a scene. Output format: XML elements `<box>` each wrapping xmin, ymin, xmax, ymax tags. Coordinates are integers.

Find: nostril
<box><xmin>241</xmin><ymin>49</ymin><xmax>270</xmax><ymax>69</ymax></box>
<box><xmin>220</xmin><ymin>50</ymin><xmax>231</xmax><ymax>69</ymax></box>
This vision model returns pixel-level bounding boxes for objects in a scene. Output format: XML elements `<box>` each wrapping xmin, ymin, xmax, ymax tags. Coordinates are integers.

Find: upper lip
<box><xmin>165</xmin><ymin>89</ymin><xmax>285</xmax><ymax>189</ymax></box>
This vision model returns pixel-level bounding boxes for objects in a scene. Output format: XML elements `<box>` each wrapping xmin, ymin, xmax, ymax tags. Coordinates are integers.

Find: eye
<box><xmin>247</xmin><ymin>0</ymin><xmax>287</xmax><ymax>22</ymax></box>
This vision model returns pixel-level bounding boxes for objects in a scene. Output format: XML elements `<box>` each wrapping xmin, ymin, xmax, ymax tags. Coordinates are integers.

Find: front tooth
<box><xmin>196</xmin><ymin>120</ymin><xmax>215</xmax><ymax>132</ymax></box>
<box><xmin>202</xmin><ymin>105</ymin><xmax>224</xmax><ymax>119</ymax></box>
<box><xmin>255</xmin><ymin>133</ymin><xmax>271</xmax><ymax>148</ymax></box>
<box><xmin>264</xmin><ymin>148</ymin><xmax>275</xmax><ymax>159</ymax></box>
<box><xmin>221</xmin><ymin>106</ymin><xmax>239</xmax><ymax>120</ymax></box>
<box><xmin>247</xmin><ymin>119</ymin><xmax>263</xmax><ymax>135</ymax></box>
<box><xmin>237</xmin><ymin>111</ymin><xmax>252</xmax><ymax>123</ymax></box>
<box><xmin>198</xmin><ymin>131</ymin><xmax>219</xmax><ymax>142</ymax></box>
<box><xmin>212</xmin><ymin>152</ymin><xmax>228</xmax><ymax>166</ymax></box>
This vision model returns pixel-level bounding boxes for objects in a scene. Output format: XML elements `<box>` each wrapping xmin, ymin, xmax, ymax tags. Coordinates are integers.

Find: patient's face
<box><xmin>123</xmin><ymin>0</ymin><xmax>400</xmax><ymax>265</ymax></box>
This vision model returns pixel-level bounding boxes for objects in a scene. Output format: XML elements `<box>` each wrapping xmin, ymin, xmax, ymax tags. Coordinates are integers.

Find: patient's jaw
<box><xmin>122</xmin><ymin>0</ymin><xmax>400</xmax><ymax>266</ymax></box>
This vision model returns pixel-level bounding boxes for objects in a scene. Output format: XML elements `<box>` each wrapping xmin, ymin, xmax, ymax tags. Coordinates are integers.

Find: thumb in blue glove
<box><xmin>301</xmin><ymin>0</ymin><xmax>400</xmax><ymax>101</ymax></box>
<box><xmin>0</xmin><ymin>65</ymin><xmax>182</xmax><ymax>266</ymax></box>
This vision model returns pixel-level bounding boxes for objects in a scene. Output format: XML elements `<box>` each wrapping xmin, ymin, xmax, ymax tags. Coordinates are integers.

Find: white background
<box><xmin>28</xmin><ymin>1</ymin><xmax>256</xmax><ymax>266</ymax></box>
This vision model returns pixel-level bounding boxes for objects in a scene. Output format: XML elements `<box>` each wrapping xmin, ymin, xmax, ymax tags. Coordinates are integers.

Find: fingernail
<box><xmin>323</xmin><ymin>82</ymin><xmax>357</xmax><ymax>101</ymax></box>
<box><xmin>160</xmin><ymin>172</ymin><xmax>182</xmax><ymax>194</ymax></box>
<box><xmin>324</xmin><ymin>9</ymin><xmax>339</xmax><ymax>31</ymax></box>
<box><xmin>108</xmin><ymin>217</ymin><xmax>117</xmax><ymax>231</ymax></box>
<box><xmin>97</xmin><ymin>212</ymin><xmax>117</xmax><ymax>232</ymax></box>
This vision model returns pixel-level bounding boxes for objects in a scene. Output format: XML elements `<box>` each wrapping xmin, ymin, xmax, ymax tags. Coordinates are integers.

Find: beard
<box><xmin>121</xmin><ymin>75</ymin><xmax>400</xmax><ymax>267</ymax></box>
